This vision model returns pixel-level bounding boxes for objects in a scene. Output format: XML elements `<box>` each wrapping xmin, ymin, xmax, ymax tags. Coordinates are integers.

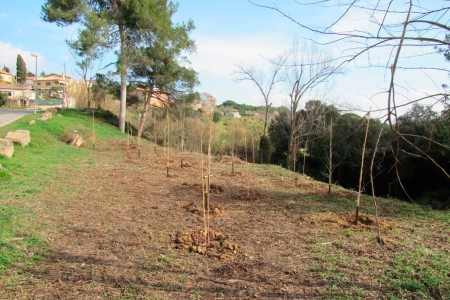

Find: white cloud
<box><xmin>0</xmin><ymin>41</ymin><xmax>45</xmax><ymax>75</ymax></box>
<box><xmin>191</xmin><ymin>32</ymin><xmax>290</xmax><ymax>77</ymax></box>
<box><xmin>14</xmin><ymin>28</ymin><xmax>23</xmax><ymax>35</ymax></box>
<box><xmin>190</xmin><ymin>32</ymin><xmax>292</xmax><ymax>104</ymax></box>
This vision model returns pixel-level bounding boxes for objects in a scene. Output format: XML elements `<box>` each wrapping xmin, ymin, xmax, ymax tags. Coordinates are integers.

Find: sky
<box><xmin>0</xmin><ymin>0</ymin><xmax>448</xmax><ymax>117</ymax></box>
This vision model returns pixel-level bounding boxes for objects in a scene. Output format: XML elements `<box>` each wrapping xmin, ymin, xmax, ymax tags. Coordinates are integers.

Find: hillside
<box><xmin>0</xmin><ymin>109</ymin><xmax>449</xmax><ymax>299</ymax></box>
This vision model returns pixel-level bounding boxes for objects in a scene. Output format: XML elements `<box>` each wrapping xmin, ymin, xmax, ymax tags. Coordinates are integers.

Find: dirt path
<box><xmin>1</xmin><ymin>140</ymin><xmax>447</xmax><ymax>299</ymax></box>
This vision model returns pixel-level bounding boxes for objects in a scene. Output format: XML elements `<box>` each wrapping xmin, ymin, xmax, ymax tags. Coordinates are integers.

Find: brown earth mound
<box><xmin>233</xmin><ymin>189</ymin><xmax>270</xmax><ymax>201</ymax></box>
<box><xmin>301</xmin><ymin>212</ymin><xmax>392</xmax><ymax>230</ymax></box>
<box><xmin>183</xmin><ymin>201</ymin><xmax>225</xmax><ymax>216</ymax></box>
<box><xmin>174</xmin><ymin>230</ymin><xmax>238</xmax><ymax>260</ymax></box>
<box><xmin>181</xmin><ymin>182</ymin><xmax>225</xmax><ymax>194</ymax></box>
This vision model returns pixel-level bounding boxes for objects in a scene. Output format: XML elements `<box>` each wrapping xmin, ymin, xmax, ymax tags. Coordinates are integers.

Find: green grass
<box><xmin>0</xmin><ymin>108</ymin><xmax>125</xmax><ymax>269</ymax></box>
<box><xmin>0</xmin><ymin>205</ymin><xmax>45</xmax><ymax>269</ymax></box>
<box><xmin>0</xmin><ymin>108</ymin><xmax>449</xmax><ymax>299</ymax></box>
<box><xmin>384</xmin><ymin>248</ymin><xmax>450</xmax><ymax>298</ymax></box>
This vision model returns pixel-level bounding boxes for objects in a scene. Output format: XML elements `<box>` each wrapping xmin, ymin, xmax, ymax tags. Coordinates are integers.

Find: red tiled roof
<box><xmin>0</xmin><ymin>82</ymin><xmax>23</xmax><ymax>90</ymax></box>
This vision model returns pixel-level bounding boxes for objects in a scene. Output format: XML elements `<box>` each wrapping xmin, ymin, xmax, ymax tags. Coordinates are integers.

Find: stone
<box><xmin>41</xmin><ymin>112</ymin><xmax>52</xmax><ymax>120</ymax></box>
<box><xmin>70</xmin><ymin>134</ymin><xmax>84</xmax><ymax>147</ymax></box>
<box><xmin>5</xmin><ymin>130</ymin><xmax>30</xmax><ymax>147</ymax></box>
<box><xmin>0</xmin><ymin>138</ymin><xmax>14</xmax><ymax>158</ymax></box>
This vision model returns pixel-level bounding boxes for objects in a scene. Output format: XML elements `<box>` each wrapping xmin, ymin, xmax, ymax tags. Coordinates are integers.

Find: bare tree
<box><xmin>199</xmin><ymin>92</ymin><xmax>217</xmax><ymax>117</ymax></box>
<box><xmin>251</xmin><ymin>0</ymin><xmax>450</xmax><ymax>179</ymax></box>
<box><xmin>234</xmin><ymin>55</ymin><xmax>286</xmax><ymax>136</ymax></box>
<box><xmin>283</xmin><ymin>39</ymin><xmax>339</xmax><ymax>169</ymax></box>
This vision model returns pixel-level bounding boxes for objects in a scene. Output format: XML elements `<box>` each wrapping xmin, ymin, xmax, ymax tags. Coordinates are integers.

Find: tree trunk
<box><xmin>87</xmin><ymin>86</ymin><xmax>91</xmax><ymax>110</ymax></box>
<box><xmin>137</xmin><ymin>85</ymin><xmax>154</xmax><ymax>139</ymax></box>
<box><xmin>263</xmin><ymin>103</ymin><xmax>270</xmax><ymax>136</ymax></box>
<box><xmin>287</xmin><ymin>131</ymin><xmax>295</xmax><ymax>170</ymax></box>
<box><xmin>303</xmin><ymin>138</ymin><xmax>308</xmax><ymax>176</ymax></box>
<box><xmin>118</xmin><ymin>24</ymin><xmax>127</xmax><ymax>133</ymax></box>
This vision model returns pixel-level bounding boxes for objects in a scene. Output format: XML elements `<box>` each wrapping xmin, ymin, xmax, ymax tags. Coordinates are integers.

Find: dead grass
<box><xmin>0</xmin><ymin>138</ymin><xmax>449</xmax><ymax>299</ymax></box>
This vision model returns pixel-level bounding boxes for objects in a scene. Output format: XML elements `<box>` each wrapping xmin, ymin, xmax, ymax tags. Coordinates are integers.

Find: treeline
<box><xmin>267</xmin><ymin>101</ymin><xmax>450</xmax><ymax>209</ymax></box>
<box><xmin>76</xmin><ymin>76</ymin><xmax>449</xmax><ymax>208</ymax></box>
<box><xmin>219</xmin><ymin>100</ymin><xmax>278</xmax><ymax>115</ymax></box>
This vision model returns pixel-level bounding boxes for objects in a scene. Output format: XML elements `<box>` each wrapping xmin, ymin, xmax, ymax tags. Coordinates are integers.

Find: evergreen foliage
<box><xmin>0</xmin><ymin>92</ymin><xmax>7</xmax><ymax>107</ymax></box>
<box><xmin>268</xmin><ymin>103</ymin><xmax>450</xmax><ymax>208</ymax></box>
<box><xmin>42</xmin><ymin>0</ymin><xmax>196</xmax><ymax>133</ymax></box>
<box><xmin>213</xmin><ymin>111</ymin><xmax>222</xmax><ymax>123</ymax></box>
<box><xmin>16</xmin><ymin>55</ymin><xmax>27</xmax><ymax>84</ymax></box>
<box><xmin>259</xmin><ymin>135</ymin><xmax>272</xmax><ymax>164</ymax></box>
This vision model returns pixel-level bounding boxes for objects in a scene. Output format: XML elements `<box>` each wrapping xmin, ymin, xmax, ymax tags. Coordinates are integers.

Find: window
<box><xmin>8</xmin><ymin>92</ymin><xmax>12</xmax><ymax>96</ymax></box>
<box><xmin>37</xmin><ymin>82</ymin><xmax>41</xmax><ymax>86</ymax></box>
<box><xmin>46</xmin><ymin>82</ymin><xmax>51</xmax><ymax>86</ymax></box>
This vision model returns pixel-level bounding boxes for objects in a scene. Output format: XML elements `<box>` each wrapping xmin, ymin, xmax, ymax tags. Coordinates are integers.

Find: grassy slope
<box><xmin>0</xmin><ymin>110</ymin><xmax>122</xmax><ymax>269</ymax></box>
<box><xmin>0</xmin><ymin>109</ymin><xmax>449</xmax><ymax>299</ymax></box>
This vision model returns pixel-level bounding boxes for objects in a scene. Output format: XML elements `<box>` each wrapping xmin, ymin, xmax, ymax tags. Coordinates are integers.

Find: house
<box><xmin>0</xmin><ymin>82</ymin><xmax>35</xmax><ymax>106</ymax></box>
<box><xmin>245</xmin><ymin>111</ymin><xmax>259</xmax><ymax>116</ymax></box>
<box><xmin>190</xmin><ymin>100</ymin><xmax>202</xmax><ymax>111</ymax></box>
<box><xmin>129</xmin><ymin>87</ymin><xmax>170</xmax><ymax>108</ymax></box>
<box><xmin>226</xmin><ymin>111</ymin><xmax>241</xmax><ymax>118</ymax></box>
<box><xmin>0</xmin><ymin>70</ymin><xmax>15</xmax><ymax>84</ymax></box>
<box><xmin>28</xmin><ymin>73</ymin><xmax>73</xmax><ymax>97</ymax></box>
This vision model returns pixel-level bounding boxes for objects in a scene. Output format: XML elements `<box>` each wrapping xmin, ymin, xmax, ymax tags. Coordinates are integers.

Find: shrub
<box><xmin>259</xmin><ymin>135</ymin><xmax>272</xmax><ymax>164</ymax></box>
<box><xmin>0</xmin><ymin>92</ymin><xmax>7</xmax><ymax>107</ymax></box>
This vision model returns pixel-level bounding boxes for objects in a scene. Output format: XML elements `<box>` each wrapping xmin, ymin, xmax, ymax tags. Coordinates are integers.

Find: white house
<box><xmin>0</xmin><ymin>82</ymin><xmax>36</xmax><ymax>106</ymax></box>
<box><xmin>226</xmin><ymin>111</ymin><xmax>241</xmax><ymax>118</ymax></box>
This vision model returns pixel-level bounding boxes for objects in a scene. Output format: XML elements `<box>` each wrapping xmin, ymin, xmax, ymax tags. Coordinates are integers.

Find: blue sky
<box><xmin>0</xmin><ymin>0</ymin><xmax>448</xmax><ymax>116</ymax></box>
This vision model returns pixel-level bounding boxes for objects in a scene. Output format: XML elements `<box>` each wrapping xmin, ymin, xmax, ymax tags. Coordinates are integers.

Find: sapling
<box><xmin>252</xmin><ymin>134</ymin><xmax>255</xmax><ymax>164</ymax></box>
<box><xmin>370</xmin><ymin>124</ymin><xmax>386</xmax><ymax>243</ymax></box>
<box><xmin>166</xmin><ymin>107</ymin><xmax>170</xmax><ymax>177</ymax></box>
<box><xmin>356</xmin><ymin>112</ymin><xmax>371</xmax><ymax>225</ymax></box>
<box><xmin>92</xmin><ymin>110</ymin><xmax>95</xmax><ymax>149</ymax></box>
<box><xmin>153</xmin><ymin>111</ymin><xmax>157</xmax><ymax>153</ymax></box>
<box><xmin>328</xmin><ymin>118</ymin><xmax>333</xmax><ymax>194</ymax></box>
<box><xmin>245</xmin><ymin>135</ymin><xmax>250</xmax><ymax>196</ymax></box>
<box><xmin>180</xmin><ymin>113</ymin><xmax>185</xmax><ymax>168</ymax></box>
<box><xmin>201</xmin><ymin>129</ymin><xmax>207</xmax><ymax>240</ymax></box>
<box><xmin>206</xmin><ymin>120</ymin><xmax>212</xmax><ymax>244</ymax></box>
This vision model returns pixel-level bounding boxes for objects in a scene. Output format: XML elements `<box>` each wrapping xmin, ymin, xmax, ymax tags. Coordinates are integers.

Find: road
<box><xmin>0</xmin><ymin>109</ymin><xmax>35</xmax><ymax>127</ymax></box>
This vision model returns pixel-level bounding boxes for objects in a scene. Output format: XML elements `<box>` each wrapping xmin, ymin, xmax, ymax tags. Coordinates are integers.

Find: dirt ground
<box><xmin>1</xmin><ymin>138</ymin><xmax>448</xmax><ymax>299</ymax></box>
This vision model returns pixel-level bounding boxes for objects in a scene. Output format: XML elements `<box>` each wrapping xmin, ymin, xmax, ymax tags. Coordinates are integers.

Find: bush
<box><xmin>0</xmin><ymin>92</ymin><xmax>7</xmax><ymax>107</ymax></box>
<box><xmin>419</xmin><ymin>189</ymin><xmax>450</xmax><ymax>210</ymax></box>
<box><xmin>259</xmin><ymin>135</ymin><xmax>272</xmax><ymax>164</ymax></box>
<box><xmin>213</xmin><ymin>111</ymin><xmax>222</xmax><ymax>123</ymax></box>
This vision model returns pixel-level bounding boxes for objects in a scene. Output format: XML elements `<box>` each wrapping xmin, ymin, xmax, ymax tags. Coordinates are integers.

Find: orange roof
<box><xmin>0</xmin><ymin>70</ymin><xmax>14</xmax><ymax>76</ymax></box>
<box><xmin>0</xmin><ymin>82</ymin><xmax>23</xmax><ymax>90</ymax></box>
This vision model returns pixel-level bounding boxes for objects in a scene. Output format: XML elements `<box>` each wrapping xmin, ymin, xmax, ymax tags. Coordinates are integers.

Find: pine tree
<box><xmin>16</xmin><ymin>55</ymin><xmax>27</xmax><ymax>84</ymax></box>
<box><xmin>42</xmin><ymin>0</ymin><xmax>196</xmax><ymax>133</ymax></box>
<box><xmin>3</xmin><ymin>65</ymin><xmax>10</xmax><ymax>73</ymax></box>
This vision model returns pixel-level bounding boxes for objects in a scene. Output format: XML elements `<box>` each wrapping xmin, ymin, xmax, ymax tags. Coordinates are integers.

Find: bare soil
<box><xmin>1</xmin><ymin>139</ymin><xmax>448</xmax><ymax>299</ymax></box>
